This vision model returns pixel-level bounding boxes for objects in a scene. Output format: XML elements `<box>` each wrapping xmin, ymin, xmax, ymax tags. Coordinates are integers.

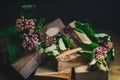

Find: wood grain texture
<box><xmin>12</xmin><ymin>48</ymin><xmax>45</xmax><ymax>79</ymax></box>
<box><xmin>107</xmin><ymin>30</ymin><xmax>120</xmax><ymax>80</ymax></box>
<box><xmin>34</xmin><ymin>66</ymin><xmax>72</xmax><ymax>80</ymax></box>
<box><xmin>74</xmin><ymin>65</ymin><xmax>108</xmax><ymax>80</ymax></box>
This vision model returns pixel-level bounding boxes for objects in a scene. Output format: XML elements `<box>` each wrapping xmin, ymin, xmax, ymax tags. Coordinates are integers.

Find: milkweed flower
<box><xmin>25</xmin><ymin>19</ymin><xmax>35</xmax><ymax>29</ymax></box>
<box><xmin>93</xmin><ymin>46</ymin><xmax>108</xmax><ymax>58</ymax></box>
<box><xmin>16</xmin><ymin>16</ymin><xmax>35</xmax><ymax>31</ymax></box>
<box><xmin>104</xmin><ymin>41</ymin><xmax>113</xmax><ymax>49</ymax></box>
<box><xmin>22</xmin><ymin>33</ymin><xmax>39</xmax><ymax>50</ymax></box>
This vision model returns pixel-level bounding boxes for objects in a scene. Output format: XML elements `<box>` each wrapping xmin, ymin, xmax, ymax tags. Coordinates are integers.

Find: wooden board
<box><xmin>34</xmin><ymin>65</ymin><xmax>72</xmax><ymax>80</ymax></box>
<box><xmin>12</xmin><ymin>48</ymin><xmax>44</xmax><ymax>79</ymax></box>
<box><xmin>74</xmin><ymin>65</ymin><xmax>108</xmax><ymax>80</ymax></box>
<box><xmin>46</xmin><ymin>52</ymin><xmax>89</xmax><ymax>72</ymax></box>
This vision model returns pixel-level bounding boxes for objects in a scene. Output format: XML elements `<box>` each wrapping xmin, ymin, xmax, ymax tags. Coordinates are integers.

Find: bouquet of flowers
<box><xmin>0</xmin><ymin>5</ymin><xmax>45</xmax><ymax>63</ymax></box>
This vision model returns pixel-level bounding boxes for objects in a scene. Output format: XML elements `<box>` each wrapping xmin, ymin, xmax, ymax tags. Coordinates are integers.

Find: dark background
<box><xmin>0</xmin><ymin>0</ymin><xmax>119</xmax><ymax>30</ymax></box>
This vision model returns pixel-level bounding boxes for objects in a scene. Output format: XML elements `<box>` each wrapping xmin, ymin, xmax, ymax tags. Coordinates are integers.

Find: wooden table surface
<box><xmin>107</xmin><ymin>30</ymin><xmax>120</xmax><ymax>80</ymax></box>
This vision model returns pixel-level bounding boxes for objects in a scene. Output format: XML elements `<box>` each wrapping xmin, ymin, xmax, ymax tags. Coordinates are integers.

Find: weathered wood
<box><xmin>56</xmin><ymin>47</ymin><xmax>82</xmax><ymax>59</ymax></box>
<box><xmin>45</xmin><ymin>18</ymin><xmax>65</xmax><ymax>37</ymax></box>
<box><xmin>69</xmin><ymin>21</ymin><xmax>92</xmax><ymax>44</ymax></box>
<box><xmin>74</xmin><ymin>65</ymin><xmax>108</xmax><ymax>80</ymax></box>
<box><xmin>12</xmin><ymin>48</ymin><xmax>45</xmax><ymax>79</ymax></box>
<box><xmin>46</xmin><ymin>48</ymin><xmax>89</xmax><ymax>71</ymax></box>
<box><xmin>34</xmin><ymin>65</ymin><xmax>72</xmax><ymax>80</ymax></box>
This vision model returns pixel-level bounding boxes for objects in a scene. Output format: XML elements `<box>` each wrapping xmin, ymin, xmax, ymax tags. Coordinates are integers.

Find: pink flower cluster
<box><xmin>44</xmin><ymin>36</ymin><xmax>56</xmax><ymax>47</ymax></box>
<box><xmin>16</xmin><ymin>16</ymin><xmax>39</xmax><ymax>50</ymax></box>
<box><xmin>93</xmin><ymin>46</ymin><xmax>108</xmax><ymax>58</ymax></box>
<box><xmin>16</xmin><ymin>16</ymin><xmax>35</xmax><ymax>31</ymax></box>
<box><xmin>22</xmin><ymin>34</ymin><xmax>39</xmax><ymax>50</ymax></box>
<box><xmin>104</xmin><ymin>41</ymin><xmax>113</xmax><ymax>49</ymax></box>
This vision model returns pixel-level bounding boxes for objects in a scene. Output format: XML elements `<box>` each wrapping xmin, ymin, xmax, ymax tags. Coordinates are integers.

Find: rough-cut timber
<box><xmin>34</xmin><ymin>65</ymin><xmax>72</xmax><ymax>80</ymax></box>
<box><xmin>12</xmin><ymin>48</ymin><xmax>44</xmax><ymax>79</ymax></box>
<box><xmin>69</xmin><ymin>21</ymin><xmax>92</xmax><ymax>44</ymax></box>
<box><xmin>45</xmin><ymin>18</ymin><xmax>65</xmax><ymax>37</ymax></box>
<box><xmin>74</xmin><ymin>65</ymin><xmax>108</xmax><ymax>80</ymax></box>
<box><xmin>45</xmin><ymin>47</ymin><xmax>89</xmax><ymax>71</ymax></box>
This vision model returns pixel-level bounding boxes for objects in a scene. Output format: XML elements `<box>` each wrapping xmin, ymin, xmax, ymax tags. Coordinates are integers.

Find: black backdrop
<box><xmin>0</xmin><ymin>0</ymin><xmax>119</xmax><ymax>29</ymax></box>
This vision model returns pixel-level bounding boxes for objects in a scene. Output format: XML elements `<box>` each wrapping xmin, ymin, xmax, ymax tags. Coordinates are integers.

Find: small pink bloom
<box><xmin>105</xmin><ymin>41</ymin><xmax>113</xmax><ymax>49</ymax></box>
<box><xmin>16</xmin><ymin>16</ymin><xmax>35</xmax><ymax>31</ymax></box>
<box><xmin>22</xmin><ymin>34</ymin><xmax>39</xmax><ymax>50</ymax></box>
<box><xmin>93</xmin><ymin>46</ymin><xmax>108</xmax><ymax>58</ymax></box>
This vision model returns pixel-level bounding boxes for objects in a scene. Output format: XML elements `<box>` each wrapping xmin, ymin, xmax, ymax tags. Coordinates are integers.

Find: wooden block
<box><xmin>46</xmin><ymin>48</ymin><xmax>89</xmax><ymax>71</ymax></box>
<box><xmin>74</xmin><ymin>65</ymin><xmax>108</xmax><ymax>80</ymax></box>
<box><xmin>44</xmin><ymin>18</ymin><xmax>65</xmax><ymax>37</ymax></box>
<box><xmin>12</xmin><ymin>48</ymin><xmax>45</xmax><ymax>79</ymax></box>
<box><xmin>69</xmin><ymin>21</ymin><xmax>92</xmax><ymax>44</ymax></box>
<box><xmin>34</xmin><ymin>65</ymin><xmax>72</xmax><ymax>80</ymax></box>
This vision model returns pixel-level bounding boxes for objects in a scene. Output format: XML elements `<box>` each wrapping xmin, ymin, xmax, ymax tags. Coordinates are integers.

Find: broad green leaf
<box><xmin>77</xmin><ymin>50</ymin><xmax>94</xmax><ymax>58</ymax></box>
<box><xmin>52</xmin><ymin>50</ymin><xmax>59</xmax><ymax>56</ymax></box>
<box><xmin>95</xmin><ymin>33</ymin><xmax>110</xmax><ymax>42</ymax></box>
<box><xmin>45</xmin><ymin>44</ymin><xmax>57</xmax><ymax>53</ymax></box>
<box><xmin>58</xmin><ymin>38</ymin><xmax>66</xmax><ymax>51</ymax></box>
<box><xmin>89</xmin><ymin>59</ymin><xmax>97</xmax><ymax>65</ymax></box>
<box><xmin>35</xmin><ymin>41</ymin><xmax>43</xmax><ymax>50</ymax></box>
<box><xmin>35</xmin><ymin>18</ymin><xmax>45</xmax><ymax>33</ymax></box>
<box><xmin>19</xmin><ymin>5</ymin><xmax>36</xmax><ymax>19</ymax></box>
<box><xmin>79</xmin><ymin>42</ymin><xmax>99</xmax><ymax>51</ymax></box>
<box><xmin>74</xmin><ymin>21</ymin><xmax>98</xmax><ymax>42</ymax></box>
<box><xmin>74</xmin><ymin>25</ymin><xmax>85</xmax><ymax>33</ymax></box>
<box><xmin>107</xmin><ymin>48</ymin><xmax>115</xmax><ymax>61</ymax></box>
<box><xmin>36</xmin><ymin>18</ymin><xmax>45</xmax><ymax>29</ymax></box>
<box><xmin>0</xmin><ymin>26</ymin><xmax>17</xmax><ymax>37</ymax></box>
<box><xmin>7</xmin><ymin>36</ymin><xmax>22</xmax><ymax>63</ymax></box>
<box><xmin>63</xmin><ymin>37</ymin><xmax>71</xmax><ymax>48</ymax></box>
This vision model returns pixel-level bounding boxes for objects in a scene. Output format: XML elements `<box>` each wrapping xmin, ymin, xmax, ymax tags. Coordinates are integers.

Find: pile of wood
<box><xmin>12</xmin><ymin>19</ymin><xmax>108</xmax><ymax>80</ymax></box>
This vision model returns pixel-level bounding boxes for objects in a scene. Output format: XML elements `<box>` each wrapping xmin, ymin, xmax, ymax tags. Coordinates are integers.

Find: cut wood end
<box><xmin>69</xmin><ymin>21</ymin><xmax>76</xmax><ymax>29</ymax></box>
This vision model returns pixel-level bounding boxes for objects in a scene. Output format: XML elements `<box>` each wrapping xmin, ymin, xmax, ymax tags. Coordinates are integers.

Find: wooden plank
<box><xmin>74</xmin><ymin>65</ymin><xmax>108</xmax><ymax>80</ymax></box>
<box><xmin>46</xmin><ymin>51</ymin><xmax>89</xmax><ymax>72</ymax></box>
<box><xmin>12</xmin><ymin>48</ymin><xmax>45</xmax><ymax>79</ymax></box>
<box><xmin>44</xmin><ymin>18</ymin><xmax>65</xmax><ymax>37</ymax></box>
<box><xmin>69</xmin><ymin>21</ymin><xmax>92</xmax><ymax>44</ymax></box>
<box><xmin>34</xmin><ymin>65</ymin><xmax>72</xmax><ymax>80</ymax></box>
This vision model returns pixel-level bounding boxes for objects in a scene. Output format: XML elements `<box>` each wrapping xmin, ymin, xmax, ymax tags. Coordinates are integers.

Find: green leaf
<box><xmin>74</xmin><ymin>21</ymin><xmax>98</xmax><ymax>42</ymax></box>
<box><xmin>77</xmin><ymin>50</ymin><xmax>94</xmax><ymax>58</ymax></box>
<box><xmin>0</xmin><ymin>26</ymin><xmax>17</xmax><ymax>37</ymax></box>
<box><xmin>58</xmin><ymin>38</ymin><xmax>66</xmax><ymax>51</ymax></box>
<box><xmin>74</xmin><ymin>25</ymin><xmax>85</xmax><ymax>33</ymax></box>
<box><xmin>63</xmin><ymin>37</ymin><xmax>71</xmax><ymax>48</ymax></box>
<box><xmin>7</xmin><ymin>37</ymin><xmax>22</xmax><ymax>63</ymax></box>
<box><xmin>45</xmin><ymin>44</ymin><xmax>57</xmax><ymax>53</ymax></box>
<box><xmin>107</xmin><ymin>48</ymin><xmax>115</xmax><ymax>61</ymax></box>
<box><xmin>35</xmin><ymin>18</ymin><xmax>45</xmax><ymax>33</ymax></box>
<box><xmin>95</xmin><ymin>33</ymin><xmax>110</xmax><ymax>42</ymax></box>
<box><xmin>79</xmin><ymin>42</ymin><xmax>99</xmax><ymax>51</ymax></box>
<box><xmin>36</xmin><ymin>18</ymin><xmax>45</xmax><ymax>29</ymax></box>
<box><xmin>35</xmin><ymin>41</ymin><xmax>43</xmax><ymax>50</ymax></box>
<box><xmin>19</xmin><ymin>5</ymin><xmax>36</xmax><ymax>19</ymax></box>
